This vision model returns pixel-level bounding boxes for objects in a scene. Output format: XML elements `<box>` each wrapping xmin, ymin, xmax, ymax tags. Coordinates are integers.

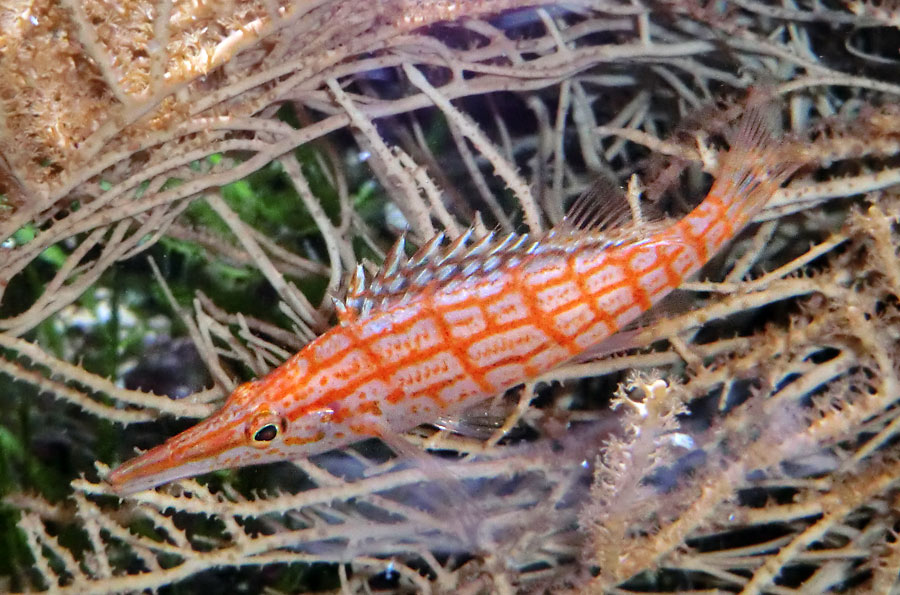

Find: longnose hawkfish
<box><xmin>109</xmin><ymin>106</ymin><xmax>800</xmax><ymax>495</ymax></box>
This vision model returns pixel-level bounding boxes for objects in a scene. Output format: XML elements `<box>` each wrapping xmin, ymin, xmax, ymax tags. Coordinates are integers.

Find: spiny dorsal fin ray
<box><xmin>408</xmin><ymin>232</ymin><xmax>445</xmax><ymax>269</ymax></box>
<box><xmin>331</xmin><ymin>296</ymin><xmax>355</xmax><ymax>326</ymax></box>
<box><xmin>437</xmin><ymin>227</ymin><xmax>474</xmax><ymax>264</ymax></box>
<box><xmin>381</xmin><ymin>235</ymin><xmax>407</xmax><ymax>280</ymax></box>
<box><xmin>347</xmin><ymin>264</ymin><xmax>366</xmax><ymax>299</ymax></box>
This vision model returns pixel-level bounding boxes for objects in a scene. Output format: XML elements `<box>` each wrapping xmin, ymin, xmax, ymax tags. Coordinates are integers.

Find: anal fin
<box><xmin>570</xmin><ymin>327</ymin><xmax>646</xmax><ymax>364</ymax></box>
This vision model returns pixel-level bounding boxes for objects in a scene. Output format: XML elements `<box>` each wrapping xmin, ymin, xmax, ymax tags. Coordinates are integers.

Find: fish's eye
<box><xmin>247</xmin><ymin>411</ymin><xmax>286</xmax><ymax>447</ymax></box>
<box><xmin>254</xmin><ymin>424</ymin><xmax>278</xmax><ymax>442</ymax></box>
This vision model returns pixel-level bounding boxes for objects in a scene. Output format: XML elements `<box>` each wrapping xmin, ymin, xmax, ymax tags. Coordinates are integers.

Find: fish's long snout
<box><xmin>107</xmin><ymin>441</ymin><xmax>175</xmax><ymax>495</ymax></box>
<box><xmin>108</xmin><ymin>414</ymin><xmax>243</xmax><ymax>495</ymax></box>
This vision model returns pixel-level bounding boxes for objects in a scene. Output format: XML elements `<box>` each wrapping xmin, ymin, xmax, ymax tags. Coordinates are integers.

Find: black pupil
<box><xmin>253</xmin><ymin>424</ymin><xmax>278</xmax><ymax>442</ymax></box>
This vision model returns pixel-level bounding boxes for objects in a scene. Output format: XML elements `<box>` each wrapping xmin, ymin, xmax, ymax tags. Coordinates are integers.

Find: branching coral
<box><xmin>2</xmin><ymin>0</ymin><xmax>900</xmax><ymax>592</ymax></box>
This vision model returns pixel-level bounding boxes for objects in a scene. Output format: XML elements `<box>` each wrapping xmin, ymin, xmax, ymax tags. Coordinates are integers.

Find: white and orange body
<box><xmin>109</xmin><ymin>109</ymin><xmax>798</xmax><ymax>494</ymax></box>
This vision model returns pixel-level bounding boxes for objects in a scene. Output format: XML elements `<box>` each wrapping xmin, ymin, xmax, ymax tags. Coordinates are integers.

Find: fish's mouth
<box><xmin>107</xmin><ymin>444</ymin><xmax>200</xmax><ymax>495</ymax></box>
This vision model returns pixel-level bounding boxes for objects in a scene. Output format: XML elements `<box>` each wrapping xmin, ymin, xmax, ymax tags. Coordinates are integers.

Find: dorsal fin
<box><xmin>339</xmin><ymin>177</ymin><xmax>671</xmax><ymax>320</ymax></box>
<box><xmin>564</xmin><ymin>177</ymin><xmax>634</xmax><ymax>231</ymax></box>
<box><xmin>341</xmin><ymin>228</ymin><xmax>532</xmax><ymax>318</ymax></box>
<box><xmin>562</xmin><ymin>176</ymin><xmax>667</xmax><ymax>233</ymax></box>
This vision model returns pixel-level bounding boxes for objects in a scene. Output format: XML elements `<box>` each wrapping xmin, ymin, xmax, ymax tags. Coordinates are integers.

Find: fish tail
<box><xmin>708</xmin><ymin>101</ymin><xmax>802</xmax><ymax>228</ymax></box>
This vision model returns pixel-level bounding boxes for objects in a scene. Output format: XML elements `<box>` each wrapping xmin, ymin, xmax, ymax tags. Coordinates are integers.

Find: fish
<box><xmin>108</xmin><ymin>106</ymin><xmax>800</xmax><ymax>495</ymax></box>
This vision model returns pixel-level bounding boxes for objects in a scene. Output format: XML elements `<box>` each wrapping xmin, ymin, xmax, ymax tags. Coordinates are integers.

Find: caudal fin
<box><xmin>710</xmin><ymin>101</ymin><xmax>802</xmax><ymax>227</ymax></box>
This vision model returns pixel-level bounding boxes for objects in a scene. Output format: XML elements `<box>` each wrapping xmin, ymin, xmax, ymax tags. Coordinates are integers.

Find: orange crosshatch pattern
<box><xmin>108</xmin><ymin>109</ymin><xmax>800</xmax><ymax>494</ymax></box>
